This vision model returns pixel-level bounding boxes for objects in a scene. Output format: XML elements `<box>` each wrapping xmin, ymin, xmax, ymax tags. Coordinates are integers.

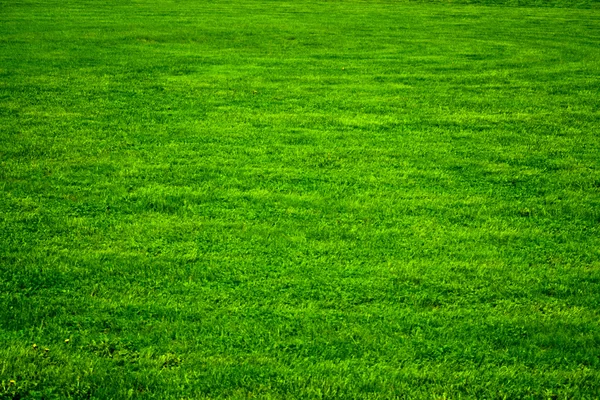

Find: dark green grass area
<box><xmin>1</xmin><ymin>0</ymin><xmax>600</xmax><ymax>398</ymax></box>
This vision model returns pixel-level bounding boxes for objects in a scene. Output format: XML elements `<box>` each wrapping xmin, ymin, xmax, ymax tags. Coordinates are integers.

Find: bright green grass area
<box><xmin>1</xmin><ymin>0</ymin><xmax>600</xmax><ymax>398</ymax></box>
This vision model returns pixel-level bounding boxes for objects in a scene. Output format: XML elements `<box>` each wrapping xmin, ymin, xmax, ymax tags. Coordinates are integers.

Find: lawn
<box><xmin>1</xmin><ymin>0</ymin><xmax>600</xmax><ymax>398</ymax></box>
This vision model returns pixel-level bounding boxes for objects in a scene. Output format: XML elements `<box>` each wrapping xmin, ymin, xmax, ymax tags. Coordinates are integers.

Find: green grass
<box><xmin>1</xmin><ymin>0</ymin><xmax>600</xmax><ymax>398</ymax></box>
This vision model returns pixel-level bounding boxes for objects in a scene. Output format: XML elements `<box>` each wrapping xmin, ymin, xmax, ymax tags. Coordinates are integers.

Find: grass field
<box><xmin>1</xmin><ymin>0</ymin><xmax>600</xmax><ymax>398</ymax></box>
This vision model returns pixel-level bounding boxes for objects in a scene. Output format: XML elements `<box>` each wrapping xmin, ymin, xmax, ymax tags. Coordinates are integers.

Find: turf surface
<box><xmin>1</xmin><ymin>0</ymin><xmax>600</xmax><ymax>398</ymax></box>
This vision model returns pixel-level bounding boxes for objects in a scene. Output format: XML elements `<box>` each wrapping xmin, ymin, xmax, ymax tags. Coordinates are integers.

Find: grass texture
<box><xmin>1</xmin><ymin>0</ymin><xmax>600</xmax><ymax>398</ymax></box>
